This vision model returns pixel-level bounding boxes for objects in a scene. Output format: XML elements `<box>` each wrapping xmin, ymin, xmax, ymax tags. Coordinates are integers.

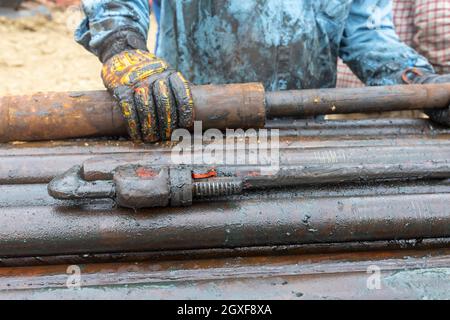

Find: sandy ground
<box><xmin>0</xmin><ymin>5</ymin><xmax>156</xmax><ymax>95</ymax></box>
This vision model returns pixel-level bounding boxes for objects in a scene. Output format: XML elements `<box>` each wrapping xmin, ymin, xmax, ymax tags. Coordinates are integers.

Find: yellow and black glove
<box><xmin>402</xmin><ymin>68</ymin><xmax>450</xmax><ymax>127</ymax></box>
<box><xmin>102</xmin><ymin>49</ymin><xmax>194</xmax><ymax>142</ymax></box>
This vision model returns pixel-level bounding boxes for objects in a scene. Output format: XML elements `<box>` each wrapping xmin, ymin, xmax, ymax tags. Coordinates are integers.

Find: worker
<box><xmin>76</xmin><ymin>0</ymin><xmax>450</xmax><ymax>143</ymax></box>
<box><xmin>338</xmin><ymin>0</ymin><xmax>450</xmax><ymax>87</ymax></box>
<box><xmin>335</xmin><ymin>0</ymin><xmax>450</xmax><ymax>120</ymax></box>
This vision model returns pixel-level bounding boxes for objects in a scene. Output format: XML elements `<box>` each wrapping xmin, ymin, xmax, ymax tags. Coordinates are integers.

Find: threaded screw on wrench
<box><xmin>193</xmin><ymin>178</ymin><xmax>243</xmax><ymax>198</ymax></box>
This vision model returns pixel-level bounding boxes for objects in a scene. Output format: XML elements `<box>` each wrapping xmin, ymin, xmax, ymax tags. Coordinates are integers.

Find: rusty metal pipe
<box><xmin>265</xmin><ymin>83</ymin><xmax>450</xmax><ymax>117</ymax></box>
<box><xmin>0</xmin><ymin>83</ymin><xmax>266</xmax><ymax>142</ymax></box>
<box><xmin>3</xmin><ymin>179</ymin><xmax>450</xmax><ymax>209</ymax></box>
<box><xmin>41</xmin><ymin>139</ymin><xmax>450</xmax><ymax>207</ymax></box>
<box><xmin>0</xmin><ymin>191</ymin><xmax>449</xmax><ymax>257</ymax></box>
<box><xmin>1</xmin><ymin>238</ymin><xmax>449</xmax><ymax>267</ymax></box>
<box><xmin>3</xmin><ymin>135</ymin><xmax>450</xmax><ymax>185</ymax></box>
<box><xmin>79</xmin><ymin>143</ymin><xmax>450</xmax><ymax>181</ymax></box>
<box><xmin>1</xmin><ymin>83</ymin><xmax>449</xmax><ymax>142</ymax></box>
<box><xmin>1</xmin><ymin>249</ymin><xmax>450</xmax><ymax>299</ymax></box>
<box><xmin>0</xmin><ymin>90</ymin><xmax>123</xmax><ymax>142</ymax></box>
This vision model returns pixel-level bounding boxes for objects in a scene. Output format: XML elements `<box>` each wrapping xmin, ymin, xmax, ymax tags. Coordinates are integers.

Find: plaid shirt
<box><xmin>337</xmin><ymin>0</ymin><xmax>450</xmax><ymax>87</ymax></box>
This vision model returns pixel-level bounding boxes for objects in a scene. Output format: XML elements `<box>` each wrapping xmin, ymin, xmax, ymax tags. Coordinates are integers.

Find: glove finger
<box><xmin>102</xmin><ymin>53</ymin><xmax>169</xmax><ymax>88</ymax></box>
<box><xmin>113</xmin><ymin>87</ymin><xmax>142</xmax><ymax>141</ymax></box>
<box><xmin>152</xmin><ymin>78</ymin><xmax>178</xmax><ymax>141</ymax></box>
<box><xmin>169</xmin><ymin>72</ymin><xmax>195</xmax><ymax>129</ymax></box>
<box><xmin>134</xmin><ymin>85</ymin><xmax>160</xmax><ymax>143</ymax></box>
<box><xmin>123</xmin><ymin>60</ymin><xmax>169</xmax><ymax>86</ymax></box>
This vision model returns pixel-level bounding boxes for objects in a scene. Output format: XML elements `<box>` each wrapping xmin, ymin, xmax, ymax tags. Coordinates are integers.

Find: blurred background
<box><xmin>0</xmin><ymin>0</ymin><xmax>157</xmax><ymax>95</ymax></box>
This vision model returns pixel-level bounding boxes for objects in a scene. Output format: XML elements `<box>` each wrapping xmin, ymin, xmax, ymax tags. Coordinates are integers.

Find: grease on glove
<box><xmin>102</xmin><ymin>50</ymin><xmax>194</xmax><ymax>142</ymax></box>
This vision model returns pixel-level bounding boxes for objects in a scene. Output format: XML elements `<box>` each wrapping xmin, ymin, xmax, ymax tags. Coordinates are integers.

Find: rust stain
<box><xmin>135</xmin><ymin>167</ymin><xmax>158</xmax><ymax>179</ymax></box>
<box><xmin>192</xmin><ymin>169</ymin><xmax>217</xmax><ymax>180</ymax></box>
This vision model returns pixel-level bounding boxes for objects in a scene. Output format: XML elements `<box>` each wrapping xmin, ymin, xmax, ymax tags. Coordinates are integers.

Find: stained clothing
<box><xmin>76</xmin><ymin>0</ymin><xmax>434</xmax><ymax>91</ymax></box>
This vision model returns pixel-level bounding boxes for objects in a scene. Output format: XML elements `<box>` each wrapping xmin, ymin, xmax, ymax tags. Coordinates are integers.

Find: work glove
<box><xmin>402</xmin><ymin>68</ymin><xmax>450</xmax><ymax>127</ymax></box>
<box><xmin>101</xmin><ymin>49</ymin><xmax>194</xmax><ymax>142</ymax></box>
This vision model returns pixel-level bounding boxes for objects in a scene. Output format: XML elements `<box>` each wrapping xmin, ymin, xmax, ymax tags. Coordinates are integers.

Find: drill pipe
<box><xmin>1</xmin><ymin>83</ymin><xmax>449</xmax><ymax>142</ymax></box>
<box><xmin>1</xmin><ymin>238</ymin><xmax>449</xmax><ymax>268</ymax></box>
<box><xmin>0</xmin><ymin>189</ymin><xmax>450</xmax><ymax>257</ymax></box>
<box><xmin>2</xmin><ymin>128</ymin><xmax>450</xmax><ymax>185</ymax></box>
<box><xmin>0</xmin><ymin>249</ymin><xmax>450</xmax><ymax>300</ymax></box>
<box><xmin>3</xmin><ymin>179</ymin><xmax>450</xmax><ymax>208</ymax></box>
<box><xmin>40</xmin><ymin>136</ymin><xmax>450</xmax><ymax>207</ymax></box>
<box><xmin>265</xmin><ymin>83</ymin><xmax>450</xmax><ymax>117</ymax></box>
<box><xmin>79</xmin><ymin>143</ymin><xmax>450</xmax><ymax>182</ymax></box>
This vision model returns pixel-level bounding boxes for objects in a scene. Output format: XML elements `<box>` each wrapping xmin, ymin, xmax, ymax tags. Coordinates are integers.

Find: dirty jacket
<box><xmin>76</xmin><ymin>0</ymin><xmax>434</xmax><ymax>91</ymax></box>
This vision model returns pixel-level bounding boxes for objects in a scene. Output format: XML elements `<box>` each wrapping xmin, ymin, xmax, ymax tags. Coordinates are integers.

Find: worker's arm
<box><xmin>339</xmin><ymin>0</ymin><xmax>434</xmax><ymax>86</ymax></box>
<box><xmin>75</xmin><ymin>0</ymin><xmax>150</xmax><ymax>61</ymax></box>
<box><xmin>339</xmin><ymin>0</ymin><xmax>450</xmax><ymax>126</ymax></box>
<box><xmin>76</xmin><ymin>0</ymin><xmax>192</xmax><ymax>142</ymax></box>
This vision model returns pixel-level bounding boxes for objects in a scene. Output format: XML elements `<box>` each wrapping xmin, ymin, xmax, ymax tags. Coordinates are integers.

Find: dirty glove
<box><xmin>101</xmin><ymin>49</ymin><xmax>194</xmax><ymax>142</ymax></box>
<box><xmin>402</xmin><ymin>68</ymin><xmax>450</xmax><ymax>127</ymax></box>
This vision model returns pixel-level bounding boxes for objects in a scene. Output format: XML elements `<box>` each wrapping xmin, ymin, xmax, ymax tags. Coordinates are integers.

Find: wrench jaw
<box><xmin>48</xmin><ymin>164</ymin><xmax>195</xmax><ymax>209</ymax></box>
<box><xmin>47</xmin><ymin>165</ymin><xmax>115</xmax><ymax>200</ymax></box>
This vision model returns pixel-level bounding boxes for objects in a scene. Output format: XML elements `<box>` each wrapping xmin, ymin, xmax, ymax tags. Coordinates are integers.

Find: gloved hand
<box><xmin>101</xmin><ymin>49</ymin><xmax>194</xmax><ymax>142</ymax></box>
<box><xmin>402</xmin><ymin>68</ymin><xmax>450</xmax><ymax>126</ymax></box>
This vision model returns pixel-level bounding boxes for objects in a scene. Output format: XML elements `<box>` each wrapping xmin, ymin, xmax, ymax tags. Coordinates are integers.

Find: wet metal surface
<box><xmin>266</xmin><ymin>83</ymin><xmax>450</xmax><ymax>117</ymax></box>
<box><xmin>0</xmin><ymin>249</ymin><xmax>449</xmax><ymax>299</ymax></box>
<box><xmin>0</xmin><ymin>238</ymin><xmax>449</xmax><ymax>268</ymax></box>
<box><xmin>3</xmin><ymin>118</ymin><xmax>450</xmax><ymax>185</ymax></box>
<box><xmin>1</xmin><ymin>118</ymin><xmax>450</xmax><ymax>298</ymax></box>
<box><xmin>3</xmin><ymin>180</ymin><xmax>450</xmax><ymax>208</ymax></box>
<box><xmin>1</xmin><ymin>118</ymin><xmax>450</xmax><ymax>258</ymax></box>
<box><xmin>42</xmin><ymin>125</ymin><xmax>450</xmax><ymax>207</ymax></box>
<box><xmin>1</xmin><ymin>185</ymin><xmax>450</xmax><ymax>257</ymax></box>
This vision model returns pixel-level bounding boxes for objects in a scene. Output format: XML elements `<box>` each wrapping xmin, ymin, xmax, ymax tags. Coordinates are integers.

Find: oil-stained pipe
<box><xmin>42</xmin><ymin>138</ymin><xmax>450</xmax><ymax>207</ymax></box>
<box><xmin>1</xmin><ymin>238</ymin><xmax>449</xmax><ymax>267</ymax></box>
<box><xmin>0</xmin><ymin>192</ymin><xmax>449</xmax><ymax>257</ymax></box>
<box><xmin>4</xmin><ymin>180</ymin><xmax>450</xmax><ymax>208</ymax></box>
<box><xmin>0</xmin><ymin>83</ymin><xmax>266</xmax><ymax>142</ymax></box>
<box><xmin>1</xmin><ymin>249</ymin><xmax>450</xmax><ymax>300</ymax></box>
<box><xmin>1</xmin><ymin>83</ymin><xmax>449</xmax><ymax>142</ymax></box>
<box><xmin>80</xmin><ymin>143</ymin><xmax>450</xmax><ymax>181</ymax></box>
<box><xmin>3</xmin><ymin>134</ymin><xmax>450</xmax><ymax>185</ymax></box>
<box><xmin>265</xmin><ymin>83</ymin><xmax>450</xmax><ymax>117</ymax></box>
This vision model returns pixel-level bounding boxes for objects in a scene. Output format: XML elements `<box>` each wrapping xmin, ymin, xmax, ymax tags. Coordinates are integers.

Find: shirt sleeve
<box><xmin>339</xmin><ymin>0</ymin><xmax>434</xmax><ymax>86</ymax></box>
<box><xmin>75</xmin><ymin>0</ymin><xmax>151</xmax><ymax>57</ymax></box>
